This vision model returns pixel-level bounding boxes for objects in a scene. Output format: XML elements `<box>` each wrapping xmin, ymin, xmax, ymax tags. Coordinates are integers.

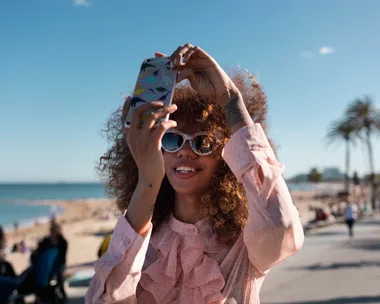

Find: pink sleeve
<box><xmin>222</xmin><ymin>124</ymin><xmax>304</xmax><ymax>274</ymax></box>
<box><xmin>85</xmin><ymin>214</ymin><xmax>152</xmax><ymax>303</ymax></box>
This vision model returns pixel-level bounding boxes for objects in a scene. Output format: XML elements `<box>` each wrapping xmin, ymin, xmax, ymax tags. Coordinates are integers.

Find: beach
<box><xmin>0</xmin><ymin>184</ymin><xmax>354</xmax><ymax>303</ymax></box>
<box><xmin>4</xmin><ymin>199</ymin><xmax>118</xmax><ymax>276</ymax></box>
<box><xmin>2</xmin><ymin>189</ymin><xmax>326</xmax><ymax>276</ymax></box>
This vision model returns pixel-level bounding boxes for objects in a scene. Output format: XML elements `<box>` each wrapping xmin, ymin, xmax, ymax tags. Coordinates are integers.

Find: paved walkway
<box><xmin>66</xmin><ymin>216</ymin><xmax>380</xmax><ymax>304</ymax></box>
<box><xmin>261</xmin><ymin>216</ymin><xmax>380</xmax><ymax>304</ymax></box>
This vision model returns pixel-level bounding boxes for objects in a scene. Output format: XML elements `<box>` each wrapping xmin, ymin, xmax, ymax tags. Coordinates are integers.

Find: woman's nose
<box><xmin>176</xmin><ymin>141</ymin><xmax>197</xmax><ymax>159</ymax></box>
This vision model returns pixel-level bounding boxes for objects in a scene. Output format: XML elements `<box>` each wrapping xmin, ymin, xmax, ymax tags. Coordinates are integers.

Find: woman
<box><xmin>86</xmin><ymin>44</ymin><xmax>304</xmax><ymax>303</ymax></box>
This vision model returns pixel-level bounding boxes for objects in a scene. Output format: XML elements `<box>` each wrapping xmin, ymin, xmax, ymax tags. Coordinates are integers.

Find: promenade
<box><xmin>261</xmin><ymin>216</ymin><xmax>380</xmax><ymax>304</ymax></box>
<box><xmin>65</xmin><ymin>216</ymin><xmax>380</xmax><ymax>304</ymax></box>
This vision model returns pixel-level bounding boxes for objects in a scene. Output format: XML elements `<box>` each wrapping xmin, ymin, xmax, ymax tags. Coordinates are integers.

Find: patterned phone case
<box><xmin>124</xmin><ymin>57</ymin><xmax>178</xmax><ymax>127</ymax></box>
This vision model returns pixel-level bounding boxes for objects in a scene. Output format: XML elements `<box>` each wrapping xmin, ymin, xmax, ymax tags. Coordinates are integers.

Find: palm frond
<box><xmin>325</xmin><ymin>118</ymin><xmax>356</xmax><ymax>147</ymax></box>
<box><xmin>345</xmin><ymin>96</ymin><xmax>380</xmax><ymax>135</ymax></box>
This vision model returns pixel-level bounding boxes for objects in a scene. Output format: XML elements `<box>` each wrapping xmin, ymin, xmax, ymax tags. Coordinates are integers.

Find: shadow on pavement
<box><xmin>340</xmin><ymin>238</ymin><xmax>380</xmax><ymax>251</ymax></box>
<box><xmin>263</xmin><ymin>295</ymin><xmax>380</xmax><ymax>304</ymax></box>
<box><xmin>307</xmin><ymin>231</ymin><xmax>347</xmax><ymax>237</ymax></box>
<box><xmin>92</xmin><ymin>231</ymin><xmax>112</xmax><ymax>237</ymax></box>
<box><xmin>79</xmin><ymin>230</ymin><xmax>112</xmax><ymax>237</ymax></box>
<box><xmin>66</xmin><ymin>262</ymin><xmax>94</xmax><ymax>270</ymax></box>
<box><xmin>289</xmin><ymin>260</ymin><xmax>380</xmax><ymax>271</ymax></box>
<box><xmin>356</xmin><ymin>219</ymin><xmax>380</xmax><ymax>226</ymax></box>
<box><xmin>67</xmin><ymin>296</ymin><xmax>84</xmax><ymax>304</ymax></box>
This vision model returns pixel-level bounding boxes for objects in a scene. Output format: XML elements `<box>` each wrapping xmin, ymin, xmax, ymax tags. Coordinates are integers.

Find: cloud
<box><xmin>319</xmin><ymin>46</ymin><xmax>335</xmax><ymax>55</ymax></box>
<box><xmin>73</xmin><ymin>0</ymin><xmax>91</xmax><ymax>7</ymax></box>
<box><xmin>300</xmin><ymin>51</ymin><xmax>313</xmax><ymax>59</ymax></box>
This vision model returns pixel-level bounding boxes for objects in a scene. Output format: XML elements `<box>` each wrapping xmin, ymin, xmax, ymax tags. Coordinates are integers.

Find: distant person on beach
<box><xmin>13</xmin><ymin>222</ymin><xmax>18</xmax><ymax>233</ymax></box>
<box><xmin>0</xmin><ymin>226</ymin><xmax>17</xmax><ymax>303</ymax></box>
<box><xmin>23</xmin><ymin>222</ymin><xmax>68</xmax><ymax>296</ymax></box>
<box><xmin>0</xmin><ymin>262</ymin><xmax>18</xmax><ymax>303</ymax></box>
<box><xmin>344</xmin><ymin>201</ymin><xmax>359</xmax><ymax>238</ymax></box>
<box><xmin>0</xmin><ymin>226</ymin><xmax>16</xmax><ymax>277</ymax></box>
<box><xmin>353</xmin><ymin>171</ymin><xmax>363</xmax><ymax>198</ymax></box>
<box><xmin>30</xmin><ymin>223</ymin><xmax>67</xmax><ymax>267</ymax></box>
<box><xmin>0</xmin><ymin>226</ymin><xmax>4</xmax><ymax>250</ymax></box>
<box><xmin>0</xmin><ymin>256</ymin><xmax>16</xmax><ymax>278</ymax></box>
<box><xmin>353</xmin><ymin>172</ymin><xmax>360</xmax><ymax>187</ymax></box>
<box><xmin>0</xmin><ymin>222</ymin><xmax>69</xmax><ymax>301</ymax></box>
<box><xmin>20</xmin><ymin>240</ymin><xmax>28</xmax><ymax>254</ymax></box>
<box><xmin>0</xmin><ymin>249</ymin><xmax>16</xmax><ymax>278</ymax></box>
<box><xmin>86</xmin><ymin>45</ymin><xmax>304</xmax><ymax>303</ymax></box>
<box><xmin>0</xmin><ymin>225</ymin><xmax>11</xmax><ymax>260</ymax></box>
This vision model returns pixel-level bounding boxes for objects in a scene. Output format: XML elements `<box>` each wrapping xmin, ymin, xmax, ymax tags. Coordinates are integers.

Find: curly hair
<box><xmin>97</xmin><ymin>70</ymin><xmax>269</xmax><ymax>245</ymax></box>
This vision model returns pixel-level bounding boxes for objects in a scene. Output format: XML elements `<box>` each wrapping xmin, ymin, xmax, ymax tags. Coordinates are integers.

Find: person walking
<box><xmin>344</xmin><ymin>200</ymin><xmax>359</xmax><ymax>238</ymax></box>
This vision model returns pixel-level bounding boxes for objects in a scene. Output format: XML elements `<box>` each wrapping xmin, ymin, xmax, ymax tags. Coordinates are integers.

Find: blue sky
<box><xmin>0</xmin><ymin>0</ymin><xmax>379</xmax><ymax>182</ymax></box>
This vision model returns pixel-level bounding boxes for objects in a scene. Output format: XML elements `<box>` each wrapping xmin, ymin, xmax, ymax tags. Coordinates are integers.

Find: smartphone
<box><xmin>124</xmin><ymin>57</ymin><xmax>178</xmax><ymax>128</ymax></box>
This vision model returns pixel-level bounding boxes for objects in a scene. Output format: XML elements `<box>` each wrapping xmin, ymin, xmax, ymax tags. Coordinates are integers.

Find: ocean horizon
<box><xmin>0</xmin><ymin>182</ymin><xmax>107</xmax><ymax>230</ymax></box>
<box><xmin>0</xmin><ymin>182</ymin><xmax>315</xmax><ymax>231</ymax></box>
<box><xmin>0</xmin><ymin>182</ymin><xmax>107</xmax><ymax>201</ymax></box>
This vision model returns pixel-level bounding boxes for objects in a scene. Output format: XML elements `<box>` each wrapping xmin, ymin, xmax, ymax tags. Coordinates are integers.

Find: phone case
<box><xmin>124</xmin><ymin>57</ymin><xmax>178</xmax><ymax>127</ymax></box>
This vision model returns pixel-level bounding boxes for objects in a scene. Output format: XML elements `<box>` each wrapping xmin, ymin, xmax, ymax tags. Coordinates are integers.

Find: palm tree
<box><xmin>346</xmin><ymin>96</ymin><xmax>380</xmax><ymax>210</ymax></box>
<box><xmin>326</xmin><ymin>119</ymin><xmax>356</xmax><ymax>192</ymax></box>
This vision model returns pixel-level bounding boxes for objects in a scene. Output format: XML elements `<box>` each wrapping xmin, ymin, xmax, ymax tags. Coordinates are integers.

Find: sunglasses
<box><xmin>161</xmin><ymin>130</ymin><xmax>217</xmax><ymax>156</ymax></box>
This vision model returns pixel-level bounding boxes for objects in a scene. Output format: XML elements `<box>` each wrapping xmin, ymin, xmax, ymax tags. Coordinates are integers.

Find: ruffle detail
<box><xmin>139</xmin><ymin>216</ymin><xmax>227</xmax><ymax>303</ymax></box>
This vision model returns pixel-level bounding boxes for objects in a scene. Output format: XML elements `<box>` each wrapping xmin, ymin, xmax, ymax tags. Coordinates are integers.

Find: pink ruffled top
<box><xmin>138</xmin><ymin>215</ymin><xmax>228</xmax><ymax>303</ymax></box>
<box><xmin>85</xmin><ymin>124</ymin><xmax>305</xmax><ymax>304</ymax></box>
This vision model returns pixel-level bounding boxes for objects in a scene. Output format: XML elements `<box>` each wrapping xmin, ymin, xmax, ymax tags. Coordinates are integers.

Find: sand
<box><xmin>2</xmin><ymin>190</ymin><xmax>326</xmax><ymax>277</ymax></box>
<box><xmin>4</xmin><ymin>199</ymin><xmax>119</xmax><ymax>275</ymax></box>
<box><xmin>0</xmin><ymin>191</ymin><xmax>342</xmax><ymax>303</ymax></box>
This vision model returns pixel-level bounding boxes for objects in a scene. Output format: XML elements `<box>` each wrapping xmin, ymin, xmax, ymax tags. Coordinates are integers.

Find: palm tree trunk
<box><xmin>344</xmin><ymin>139</ymin><xmax>350</xmax><ymax>193</ymax></box>
<box><xmin>366</xmin><ymin>130</ymin><xmax>376</xmax><ymax>210</ymax></box>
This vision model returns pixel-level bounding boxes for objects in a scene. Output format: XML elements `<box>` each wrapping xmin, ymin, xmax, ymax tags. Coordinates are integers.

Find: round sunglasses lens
<box><xmin>162</xmin><ymin>133</ymin><xmax>183</xmax><ymax>151</ymax></box>
<box><xmin>192</xmin><ymin>135</ymin><xmax>213</xmax><ymax>154</ymax></box>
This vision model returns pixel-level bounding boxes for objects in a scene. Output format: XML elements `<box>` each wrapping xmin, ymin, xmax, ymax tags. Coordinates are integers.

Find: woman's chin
<box><xmin>170</xmin><ymin>180</ymin><xmax>209</xmax><ymax>196</ymax></box>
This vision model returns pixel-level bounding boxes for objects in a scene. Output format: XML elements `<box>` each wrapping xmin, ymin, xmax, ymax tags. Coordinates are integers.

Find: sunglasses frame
<box><xmin>161</xmin><ymin>129</ymin><xmax>215</xmax><ymax>156</ymax></box>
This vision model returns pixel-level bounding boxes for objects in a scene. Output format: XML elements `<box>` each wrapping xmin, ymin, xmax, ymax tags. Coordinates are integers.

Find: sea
<box><xmin>0</xmin><ymin>182</ymin><xmax>314</xmax><ymax>232</ymax></box>
<box><xmin>0</xmin><ymin>183</ymin><xmax>107</xmax><ymax>231</ymax></box>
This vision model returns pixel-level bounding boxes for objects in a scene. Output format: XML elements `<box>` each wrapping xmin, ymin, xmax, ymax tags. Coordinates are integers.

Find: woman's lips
<box><xmin>173</xmin><ymin>168</ymin><xmax>202</xmax><ymax>179</ymax></box>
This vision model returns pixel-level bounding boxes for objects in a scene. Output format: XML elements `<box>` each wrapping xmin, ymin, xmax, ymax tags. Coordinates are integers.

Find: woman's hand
<box><xmin>155</xmin><ymin>43</ymin><xmax>241</xmax><ymax>108</ymax></box>
<box><xmin>121</xmin><ymin>98</ymin><xmax>177</xmax><ymax>185</ymax></box>
<box><xmin>156</xmin><ymin>43</ymin><xmax>253</xmax><ymax>134</ymax></box>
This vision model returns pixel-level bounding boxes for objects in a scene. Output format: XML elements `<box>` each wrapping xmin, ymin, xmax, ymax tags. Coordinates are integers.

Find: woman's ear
<box><xmin>216</xmin><ymin>154</ymin><xmax>223</xmax><ymax>161</ymax></box>
<box><xmin>215</xmin><ymin>145</ymin><xmax>225</xmax><ymax>160</ymax></box>
<box><xmin>219</xmin><ymin>160</ymin><xmax>227</xmax><ymax>169</ymax></box>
